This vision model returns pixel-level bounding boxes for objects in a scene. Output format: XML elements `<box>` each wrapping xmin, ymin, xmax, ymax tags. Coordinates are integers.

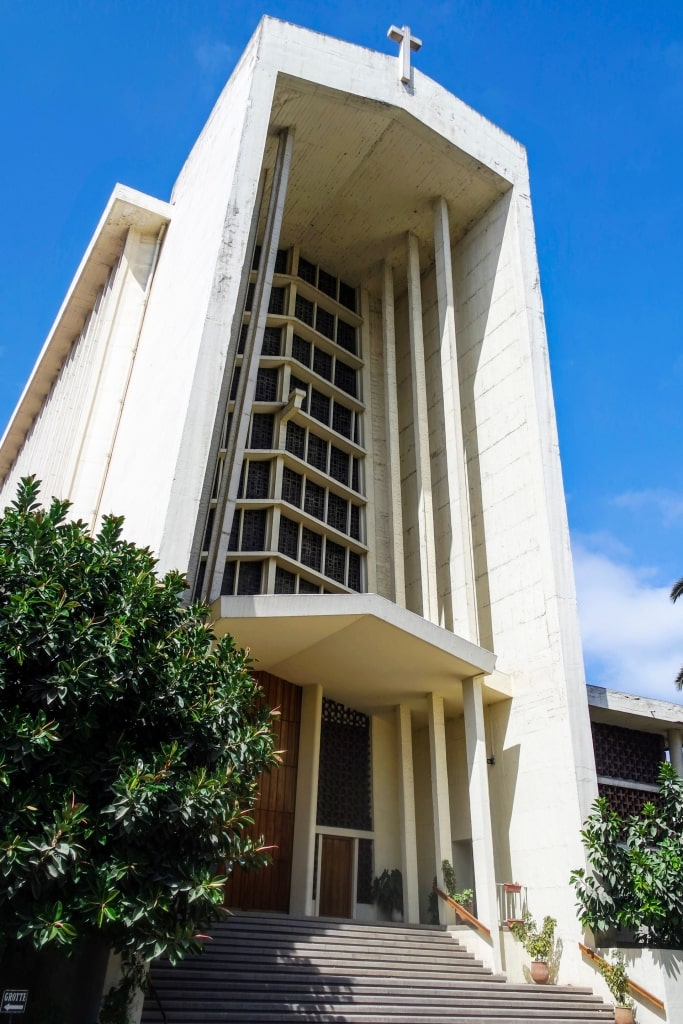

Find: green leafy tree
<box><xmin>0</xmin><ymin>479</ymin><xmax>277</xmax><ymax>985</ymax></box>
<box><xmin>571</xmin><ymin>763</ymin><xmax>683</xmax><ymax>947</ymax></box>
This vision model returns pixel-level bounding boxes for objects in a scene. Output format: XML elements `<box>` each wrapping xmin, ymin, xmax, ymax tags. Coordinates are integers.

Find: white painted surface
<box><xmin>668</xmin><ymin>728</ymin><xmax>683</xmax><ymax>777</ymax></box>
<box><xmin>427</xmin><ymin>693</ymin><xmax>455</xmax><ymax>926</ymax></box>
<box><xmin>463</xmin><ymin>675</ymin><xmax>501</xmax><ymax>970</ymax></box>
<box><xmin>433</xmin><ymin>196</ymin><xmax>477</xmax><ymax>641</ymax></box>
<box><xmin>395</xmin><ymin>704</ymin><xmax>420</xmax><ymax>923</ymax></box>
<box><xmin>370</xmin><ymin>713</ymin><xmax>400</xmax><ymax>910</ymax></box>
<box><xmin>381</xmin><ymin>262</ymin><xmax>405</xmax><ymax>606</ymax></box>
<box><xmin>406</xmin><ymin>233</ymin><xmax>438</xmax><ymax>623</ymax></box>
<box><xmin>290</xmin><ymin>683</ymin><xmax>322</xmax><ymax>916</ymax></box>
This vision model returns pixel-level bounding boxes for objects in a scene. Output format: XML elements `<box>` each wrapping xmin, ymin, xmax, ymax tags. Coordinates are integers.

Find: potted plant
<box><xmin>429</xmin><ymin>861</ymin><xmax>474</xmax><ymax>924</ymax></box>
<box><xmin>509</xmin><ymin>911</ymin><xmax>557</xmax><ymax>983</ymax></box>
<box><xmin>598</xmin><ymin>951</ymin><xmax>633</xmax><ymax>1024</ymax></box>
<box><xmin>441</xmin><ymin>860</ymin><xmax>474</xmax><ymax>911</ymax></box>
<box><xmin>371</xmin><ymin>868</ymin><xmax>403</xmax><ymax>921</ymax></box>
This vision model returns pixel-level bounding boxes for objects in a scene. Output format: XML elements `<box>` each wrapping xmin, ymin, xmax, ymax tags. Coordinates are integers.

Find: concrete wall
<box><xmin>449</xmin><ymin>187</ymin><xmax>597</xmax><ymax>983</ymax></box>
<box><xmin>1</xmin><ymin>228</ymin><xmax>158</xmax><ymax>522</ymax></box>
<box><xmin>98</xmin><ymin>37</ymin><xmax>271</xmax><ymax>568</ymax></box>
<box><xmin>412</xmin><ymin>725</ymin><xmax>436</xmax><ymax>923</ymax></box>
<box><xmin>371</xmin><ymin>712</ymin><xmax>401</xmax><ymax>879</ymax></box>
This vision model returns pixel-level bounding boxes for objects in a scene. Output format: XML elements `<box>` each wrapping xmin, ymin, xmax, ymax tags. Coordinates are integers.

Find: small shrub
<box><xmin>509</xmin><ymin>911</ymin><xmax>557</xmax><ymax>961</ymax></box>
<box><xmin>598</xmin><ymin>951</ymin><xmax>632</xmax><ymax>1009</ymax></box>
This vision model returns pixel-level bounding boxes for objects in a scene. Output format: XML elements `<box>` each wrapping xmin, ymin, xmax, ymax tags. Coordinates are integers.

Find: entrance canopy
<box><xmin>212</xmin><ymin>593</ymin><xmax>507</xmax><ymax>717</ymax></box>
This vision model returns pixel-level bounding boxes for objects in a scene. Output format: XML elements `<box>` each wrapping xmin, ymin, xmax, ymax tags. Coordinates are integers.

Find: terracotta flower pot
<box><xmin>503</xmin><ymin>883</ymin><xmax>522</xmax><ymax>893</ymax></box>
<box><xmin>614</xmin><ymin>1007</ymin><xmax>633</xmax><ymax>1024</ymax></box>
<box><xmin>530</xmin><ymin>960</ymin><xmax>549</xmax><ymax>984</ymax></box>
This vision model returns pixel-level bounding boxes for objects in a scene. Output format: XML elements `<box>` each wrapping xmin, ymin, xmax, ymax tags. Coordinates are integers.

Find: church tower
<box><xmin>0</xmin><ymin>18</ymin><xmax>598</xmax><ymax>982</ymax></box>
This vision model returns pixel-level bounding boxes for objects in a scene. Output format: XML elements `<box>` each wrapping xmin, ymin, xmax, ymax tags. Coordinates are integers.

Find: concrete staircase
<box><xmin>141</xmin><ymin>912</ymin><xmax>614</xmax><ymax>1023</ymax></box>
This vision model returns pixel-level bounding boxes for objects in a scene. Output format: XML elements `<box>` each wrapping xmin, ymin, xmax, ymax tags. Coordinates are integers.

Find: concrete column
<box><xmin>290</xmin><ymin>683</ymin><xmax>322</xmax><ymax>916</ymax></box>
<box><xmin>382</xmin><ymin>262</ymin><xmax>405</xmax><ymax>606</ymax></box>
<box><xmin>406</xmin><ymin>233</ymin><xmax>438</xmax><ymax>622</ymax></box>
<box><xmin>668</xmin><ymin>728</ymin><xmax>683</xmax><ymax>778</ymax></box>
<box><xmin>462</xmin><ymin>675</ymin><xmax>501</xmax><ymax>970</ymax></box>
<box><xmin>427</xmin><ymin>692</ymin><xmax>454</xmax><ymax>924</ymax></box>
<box><xmin>205</xmin><ymin>128</ymin><xmax>295</xmax><ymax>601</ymax></box>
<box><xmin>360</xmin><ymin>286</ymin><xmax>377</xmax><ymax>594</ymax></box>
<box><xmin>395</xmin><ymin>704</ymin><xmax>420</xmax><ymax>923</ymax></box>
<box><xmin>433</xmin><ymin>197</ymin><xmax>478</xmax><ymax>642</ymax></box>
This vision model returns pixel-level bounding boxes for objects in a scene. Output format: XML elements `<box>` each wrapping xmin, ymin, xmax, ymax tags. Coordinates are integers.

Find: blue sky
<box><xmin>1</xmin><ymin>1</ymin><xmax>682</xmax><ymax>701</ymax></box>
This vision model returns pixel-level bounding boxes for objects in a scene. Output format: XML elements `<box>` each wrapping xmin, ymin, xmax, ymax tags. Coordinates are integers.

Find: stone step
<box><xmin>222</xmin><ymin>912</ymin><xmax>447</xmax><ymax>934</ymax></box>
<box><xmin>146</xmin><ymin>990</ymin><xmax>611</xmax><ymax>1011</ymax></box>
<box><xmin>149</xmin><ymin>969</ymin><xmax>506</xmax><ymax>989</ymax></box>
<box><xmin>206</xmin><ymin>930</ymin><xmax>472</xmax><ymax>952</ymax></box>
<box><xmin>142</xmin><ymin>913</ymin><xmax>615</xmax><ymax>1024</ymax></box>
<box><xmin>142</xmin><ymin>1012</ymin><xmax>614</xmax><ymax>1024</ymax></box>
<box><xmin>151</xmin><ymin>961</ymin><xmax>496</xmax><ymax>981</ymax></box>
<box><xmin>194</xmin><ymin>937</ymin><xmax>481</xmax><ymax>962</ymax></box>
<box><xmin>215</xmin><ymin>919</ymin><xmax>456</xmax><ymax>944</ymax></box>
<box><xmin>151</xmin><ymin>973</ymin><xmax>599</xmax><ymax>998</ymax></box>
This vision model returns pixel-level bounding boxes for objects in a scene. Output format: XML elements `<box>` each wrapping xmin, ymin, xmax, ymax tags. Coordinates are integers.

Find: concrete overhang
<box><xmin>212</xmin><ymin>592</ymin><xmax>505</xmax><ymax>718</ymax></box>
<box><xmin>0</xmin><ymin>184</ymin><xmax>172</xmax><ymax>484</ymax></box>
<box><xmin>588</xmin><ymin>685</ymin><xmax>683</xmax><ymax>735</ymax></box>
<box><xmin>258</xmin><ymin>75</ymin><xmax>512</xmax><ymax>292</ymax></box>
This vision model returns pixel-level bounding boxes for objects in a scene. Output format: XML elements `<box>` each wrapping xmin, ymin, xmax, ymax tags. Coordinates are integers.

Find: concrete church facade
<box><xmin>2</xmin><ymin>17</ymin><xmax>605</xmax><ymax>986</ymax></box>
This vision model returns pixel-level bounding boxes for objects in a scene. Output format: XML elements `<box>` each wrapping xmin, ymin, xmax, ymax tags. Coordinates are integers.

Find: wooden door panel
<box><xmin>319</xmin><ymin>835</ymin><xmax>353</xmax><ymax>918</ymax></box>
<box><xmin>223</xmin><ymin>672</ymin><xmax>301</xmax><ymax>912</ymax></box>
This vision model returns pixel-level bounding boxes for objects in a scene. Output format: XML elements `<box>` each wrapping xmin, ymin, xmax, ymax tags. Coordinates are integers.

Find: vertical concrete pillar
<box><xmin>205</xmin><ymin>128</ymin><xmax>295</xmax><ymax>601</ymax></box>
<box><xmin>382</xmin><ymin>262</ymin><xmax>405</xmax><ymax>606</ymax></box>
<box><xmin>668</xmin><ymin>728</ymin><xmax>683</xmax><ymax>778</ymax></box>
<box><xmin>462</xmin><ymin>675</ymin><xmax>501</xmax><ymax>970</ymax></box>
<box><xmin>433</xmin><ymin>197</ymin><xmax>478</xmax><ymax>642</ymax></box>
<box><xmin>360</xmin><ymin>287</ymin><xmax>377</xmax><ymax>594</ymax></box>
<box><xmin>395</xmin><ymin>704</ymin><xmax>420</xmax><ymax>923</ymax></box>
<box><xmin>427</xmin><ymin>692</ymin><xmax>455</xmax><ymax>924</ymax></box>
<box><xmin>290</xmin><ymin>682</ymin><xmax>323</xmax><ymax>916</ymax></box>
<box><xmin>406</xmin><ymin>233</ymin><xmax>438</xmax><ymax>623</ymax></box>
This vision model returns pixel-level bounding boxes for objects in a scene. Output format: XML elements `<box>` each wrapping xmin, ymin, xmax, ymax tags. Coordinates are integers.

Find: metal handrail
<box><xmin>578</xmin><ymin>942</ymin><xmax>665</xmax><ymax>1011</ymax></box>
<box><xmin>434</xmin><ymin>887</ymin><xmax>491</xmax><ymax>938</ymax></box>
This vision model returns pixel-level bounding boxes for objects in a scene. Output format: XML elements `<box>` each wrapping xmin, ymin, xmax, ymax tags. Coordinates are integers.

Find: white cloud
<box><xmin>613</xmin><ymin>489</ymin><xmax>683</xmax><ymax>524</ymax></box>
<box><xmin>572</xmin><ymin>536</ymin><xmax>683</xmax><ymax>703</ymax></box>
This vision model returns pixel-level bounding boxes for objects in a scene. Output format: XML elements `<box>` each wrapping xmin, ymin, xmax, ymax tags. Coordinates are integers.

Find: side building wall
<box><xmin>1</xmin><ymin>225</ymin><xmax>163</xmax><ymax>523</ymax></box>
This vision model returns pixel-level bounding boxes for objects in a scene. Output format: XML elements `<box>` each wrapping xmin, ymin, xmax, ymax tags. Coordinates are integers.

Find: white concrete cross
<box><xmin>387</xmin><ymin>24</ymin><xmax>422</xmax><ymax>84</ymax></box>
